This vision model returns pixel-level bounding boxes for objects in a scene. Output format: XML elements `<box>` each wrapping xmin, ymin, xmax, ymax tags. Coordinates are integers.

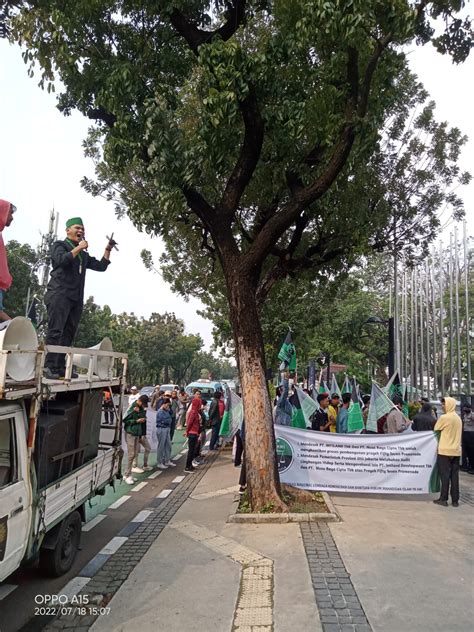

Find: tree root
<box><xmin>281</xmin><ymin>483</ymin><xmax>317</xmax><ymax>503</ymax></box>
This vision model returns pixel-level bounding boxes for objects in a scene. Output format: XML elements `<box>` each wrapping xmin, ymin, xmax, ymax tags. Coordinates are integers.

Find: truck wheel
<box><xmin>39</xmin><ymin>511</ymin><xmax>82</xmax><ymax>577</ymax></box>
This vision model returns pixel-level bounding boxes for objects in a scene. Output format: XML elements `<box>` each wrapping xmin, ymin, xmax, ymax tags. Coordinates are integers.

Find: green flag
<box><xmin>330</xmin><ymin>374</ymin><xmax>341</xmax><ymax>398</ymax></box>
<box><xmin>384</xmin><ymin>371</ymin><xmax>408</xmax><ymax>416</ymax></box>
<box><xmin>278</xmin><ymin>330</ymin><xmax>296</xmax><ymax>372</ymax></box>
<box><xmin>347</xmin><ymin>379</ymin><xmax>364</xmax><ymax>432</ymax></box>
<box><xmin>367</xmin><ymin>382</ymin><xmax>396</xmax><ymax>433</ymax></box>
<box><xmin>291</xmin><ymin>386</ymin><xmax>318</xmax><ymax>428</ymax></box>
<box><xmin>219</xmin><ymin>388</ymin><xmax>243</xmax><ymax>439</ymax></box>
<box><xmin>319</xmin><ymin>381</ymin><xmax>329</xmax><ymax>394</ymax></box>
<box><xmin>342</xmin><ymin>375</ymin><xmax>351</xmax><ymax>394</ymax></box>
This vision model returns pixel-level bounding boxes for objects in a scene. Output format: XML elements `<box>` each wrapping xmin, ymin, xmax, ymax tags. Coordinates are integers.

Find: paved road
<box><xmin>0</xmin><ymin>411</ymin><xmax>190</xmax><ymax>632</ymax></box>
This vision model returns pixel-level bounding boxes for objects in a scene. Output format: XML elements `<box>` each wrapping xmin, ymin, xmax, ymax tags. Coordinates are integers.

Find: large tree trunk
<box><xmin>226</xmin><ymin>269</ymin><xmax>286</xmax><ymax>512</ymax></box>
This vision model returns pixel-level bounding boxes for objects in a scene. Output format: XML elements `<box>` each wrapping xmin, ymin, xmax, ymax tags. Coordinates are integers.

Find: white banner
<box><xmin>275</xmin><ymin>426</ymin><xmax>440</xmax><ymax>494</ymax></box>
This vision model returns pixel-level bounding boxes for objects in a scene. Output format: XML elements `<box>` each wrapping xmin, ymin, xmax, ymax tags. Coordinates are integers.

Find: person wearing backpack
<box><xmin>209</xmin><ymin>390</ymin><xmax>225</xmax><ymax>450</ymax></box>
<box><xmin>123</xmin><ymin>395</ymin><xmax>149</xmax><ymax>484</ymax></box>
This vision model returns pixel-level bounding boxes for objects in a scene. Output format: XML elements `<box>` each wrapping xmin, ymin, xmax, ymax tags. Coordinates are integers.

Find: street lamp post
<box><xmin>365</xmin><ymin>316</ymin><xmax>395</xmax><ymax>378</ymax></box>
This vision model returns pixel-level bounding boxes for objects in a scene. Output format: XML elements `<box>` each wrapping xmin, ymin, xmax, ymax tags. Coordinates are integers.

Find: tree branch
<box><xmin>243</xmin><ymin>36</ymin><xmax>402</xmax><ymax>275</ymax></box>
<box><xmin>87</xmin><ymin>107</ymin><xmax>117</xmax><ymax>127</ymax></box>
<box><xmin>169</xmin><ymin>1</ymin><xmax>247</xmax><ymax>54</ymax></box>
<box><xmin>219</xmin><ymin>85</ymin><xmax>264</xmax><ymax>216</ymax></box>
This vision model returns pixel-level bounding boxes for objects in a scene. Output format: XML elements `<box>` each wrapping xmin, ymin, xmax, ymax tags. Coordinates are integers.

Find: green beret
<box><xmin>66</xmin><ymin>217</ymin><xmax>84</xmax><ymax>228</ymax></box>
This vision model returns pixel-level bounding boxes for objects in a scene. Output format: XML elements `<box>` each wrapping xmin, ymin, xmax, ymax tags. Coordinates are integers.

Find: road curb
<box><xmin>227</xmin><ymin>490</ymin><xmax>340</xmax><ymax>523</ymax></box>
<box><xmin>227</xmin><ymin>511</ymin><xmax>339</xmax><ymax>523</ymax></box>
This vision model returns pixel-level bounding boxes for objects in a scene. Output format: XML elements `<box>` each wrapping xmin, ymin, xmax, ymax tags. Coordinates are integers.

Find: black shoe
<box><xmin>468</xmin><ymin>470</ymin><xmax>474</xmax><ymax>475</ymax></box>
<box><xmin>239</xmin><ymin>486</ymin><xmax>246</xmax><ymax>494</ymax></box>
<box><xmin>44</xmin><ymin>367</ymin><xmax>61</xmax><ymax>380</ymax></box>
<box><xmin>452</xmin><ymin>502</ymin><xmax>459</xmax><ymax>507</ymax></box>
<box><xmin>184</xmin><ymin>467</ymin><xmax>195</xmax><ymax>473</ymax></box>
<box><xmin>460</xmin><ymin>466</ymin><xmax>469</xmax><ymax>472</ymax></box>
<box><xmin>433</xmin><ymin>499</ymin><xmax>448</xmax><ymax>507</ymax></box>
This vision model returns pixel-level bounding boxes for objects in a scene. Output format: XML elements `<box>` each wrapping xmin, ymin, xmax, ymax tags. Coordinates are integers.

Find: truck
<box><xmin>0</xmin><ymin>332</ymin><xmax>127</xmax><ymax>581</ymax></box>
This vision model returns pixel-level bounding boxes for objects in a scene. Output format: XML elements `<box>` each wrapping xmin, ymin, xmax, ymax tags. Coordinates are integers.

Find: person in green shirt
<box><xmin>123</xmin><ymin>395</ymin><xmax>149</xmax><ymax>484</ymax></box>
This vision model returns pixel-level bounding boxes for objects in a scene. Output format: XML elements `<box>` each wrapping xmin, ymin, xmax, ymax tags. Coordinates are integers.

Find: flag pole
<box><xmin>419</xmin><ymin>265</ymin><xmax>425</xmax><ymax>397</ymax></box>
<box><xmin>464</xmin><ymin>220</ymin><xmax>471</xmax><ymax>395</ymax></box>
<box><xmin>431</xmin><ymin>253</ymin><xmax>438</xmax><ymax>399</ymax></box>
<box><xmin>393</xmin><ymin>220</ymin><xmax>400</xmax><ymax>375</ymax></box>
<box><xmin>454</xmin><ymin>225</ymin><xmax>462</xmax><ymax>394</ymax></box>
<box><xmin>439</xmin><ymin>242</ymin><xmax>445</xmax><ymax>398</ymax></box>
<box><xmin>425</xmin><ymin>259</ymin><xmax>431</xmax><ymax>400</ymax></box>
<box><xmin>449</xmin><ymin>233</ymin><xmax>454</xmax><ymax>393</ymax></box>
<box><xmin>413</xmin><ymin>268</ymin><xmax>419</xmax><ymax>397</ymax></box>
<box><xmin>410</xmin><ymin>269</ymin><xmax>416</xmax><ymax>399</ymax></box>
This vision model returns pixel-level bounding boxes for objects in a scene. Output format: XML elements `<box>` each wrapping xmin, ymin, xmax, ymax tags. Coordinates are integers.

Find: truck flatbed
<box><xmin>0</xmin><ymin>344</ymin><xmax>128</xmax><ymax>400</ymax></box>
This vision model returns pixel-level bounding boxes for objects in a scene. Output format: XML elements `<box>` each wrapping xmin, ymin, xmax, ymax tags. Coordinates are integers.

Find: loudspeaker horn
<box><xmin>0</xmin><ymin>316</ymin><xmax>38</xmax><ymax>381</ymax></box>
<box><xmin>73</xmin><ymin>337</ymin><xmax>114</xmax><ymax>379</ymax></box>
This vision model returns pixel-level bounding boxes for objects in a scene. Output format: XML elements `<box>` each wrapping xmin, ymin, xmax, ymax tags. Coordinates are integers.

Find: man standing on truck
<box><xmin>123</xmin><ymin>394</ymin><xmax>149</xmax><ymax>484</ymax></box>
<box><xmin>44</xmin><ymin>217</ymin><xmax>117</xmax><ymax>379</ymax></box>
<box><xmin>0</xmin><ymin>199</ymin><xmax>15</xmax><ymax>321</ymax></box>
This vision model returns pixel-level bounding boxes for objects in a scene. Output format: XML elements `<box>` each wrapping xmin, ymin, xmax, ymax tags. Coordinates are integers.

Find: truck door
<box><xmin>0</xmin><ymin>411</ymin><xmax>31</xmax><ymax>582</ymax></box>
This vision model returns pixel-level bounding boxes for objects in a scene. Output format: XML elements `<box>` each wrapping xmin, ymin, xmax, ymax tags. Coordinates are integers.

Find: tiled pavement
<box><xmin>43</xmin><ymin>453</ymin><xmax>218</xmax><ymax>631</ymax></box>
<box><xmin>300</xmin><ymin>523</ymin><xmax>371</xmax><ymax>632</ymax></box>
<box><xmin>42</xmin><ymin>451</ymin><xmax>375</xmax><ymax>632</ymax></box>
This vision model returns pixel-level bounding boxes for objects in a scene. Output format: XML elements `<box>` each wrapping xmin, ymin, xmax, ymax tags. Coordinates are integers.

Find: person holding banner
<box><xmin>311</xmin><ymin>393</ymin><xmax>331</xmax><ymax>432</ymax></box>
<box><xmin>433</xmin><ymin>397</ymin><xmax>462</xmax><ymax>507</ymax></box>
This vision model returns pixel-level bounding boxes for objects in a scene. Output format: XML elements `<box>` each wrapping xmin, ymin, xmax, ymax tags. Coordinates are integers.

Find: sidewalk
<box><xmin>90</xmin><ymin>451</ymin><xmax>319</xmax><ymax>632</ymax></box>
<box><xmin>47</xmin><ymin>453</ymin><xmax>473</xmax><ymax>632</ymax></box>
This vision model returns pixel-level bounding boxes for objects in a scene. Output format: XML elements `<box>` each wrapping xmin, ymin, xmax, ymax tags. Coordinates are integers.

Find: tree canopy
<box><xmin>9</xmin><ymin>0</ymin><xmax>473</xmax><ymax>509</ymax></box>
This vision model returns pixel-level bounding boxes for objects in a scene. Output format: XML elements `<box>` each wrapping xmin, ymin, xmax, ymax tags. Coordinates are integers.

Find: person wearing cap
<box><xmin>127</xmin><ymin>385</ymin><xmax>140</xmax><ymax>408</ymax></box>
<box><xmin>156</xmin><ymin>398</ymin><xmax>176</xmax><ymax>470</ymax></box>
<box><xmin>43</xmin><ymin>217</ymin><xmax>116</xmax><ymax>379</ymax></box>
<box><xmin>0</xmin><ymin>199</ymin><xmax>16</xmax><ymax>321</ymax></box>
<box><xmin>123</xmin><ymin>394</ymin><xmax>149</xmax><ymax>484</ymax></box>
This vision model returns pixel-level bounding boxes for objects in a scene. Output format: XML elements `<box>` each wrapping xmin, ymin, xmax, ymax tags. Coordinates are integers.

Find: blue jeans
<box><xmin>156</xmin><ymin>427</ymin><xmax>171</xmax><ymax>465</ymax></box>
<box><xmin>210</xmin><ymin>424</ymin><xmax>220</xmax><ymax>450</ymax></box>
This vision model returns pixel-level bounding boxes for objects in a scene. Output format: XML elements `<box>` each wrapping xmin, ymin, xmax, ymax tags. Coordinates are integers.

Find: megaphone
<box><xmin>0</xmin><ymin>316</ymin><xmax>38</xmax><ymax>381</ymax></box>
<box><xmin>73</xmin><ymin>337</ymin><xmax>114</xmax><ymax>379</ymax></box>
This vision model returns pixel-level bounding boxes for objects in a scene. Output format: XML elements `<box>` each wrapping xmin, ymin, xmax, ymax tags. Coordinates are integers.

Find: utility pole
<box><xmin>32</xmin><ymin>208</ymin><xmax>58</xmax><ymax>329</ymax></box>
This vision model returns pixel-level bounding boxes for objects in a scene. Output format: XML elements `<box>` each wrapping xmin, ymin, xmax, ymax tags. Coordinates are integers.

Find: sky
<box><xmin>0</xmin><ymin>32</ymin><xmax>473</xmax><ymax>350</ymax></box>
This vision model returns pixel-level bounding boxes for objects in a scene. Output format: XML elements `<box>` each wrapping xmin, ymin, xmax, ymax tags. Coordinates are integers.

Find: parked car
<box><xmin>185</xmin><ymin>379</ymin><xmax>223</xmax><ymax>403</ymax></box>
<box><xmin>160</xmin><ymin>383</ymin><xmax>179</xmax><ymax>393</ymax></box>
<box><xmin>139</xmin><ymin>385</ymin><xmax>155</xmax><ymax>398</ymax></box>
